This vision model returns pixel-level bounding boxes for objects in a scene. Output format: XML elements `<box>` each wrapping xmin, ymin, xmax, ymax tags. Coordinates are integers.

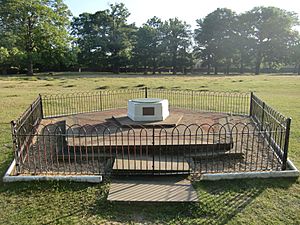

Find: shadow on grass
<box><xmin>190</xmin><ymin>178</ymin><xmax>296</xmax><ymax>225</ymax></box>
<box><xmin>0</xmin><ymin>178</ymin><xmax>100</xmax><ymax>194</ymax></box>
<box><xmin>85</xmin><ymin>177</ymin><xmax>296</xmax><ymax>224</ymax></box>
<box><xmin>0</xmin><ymin>174</ymin><xmax>297</xmax><ymax>224</ymax></box>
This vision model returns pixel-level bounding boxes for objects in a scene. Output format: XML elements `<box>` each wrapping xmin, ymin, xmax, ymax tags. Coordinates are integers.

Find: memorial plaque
<box><xmin>143</xmin><ymin>107</ymin><xmax>155</xmax><ymax>116</ymax></box>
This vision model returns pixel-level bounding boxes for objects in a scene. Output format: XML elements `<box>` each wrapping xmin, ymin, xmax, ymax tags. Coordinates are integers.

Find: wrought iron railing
<box><xmin>11</xmin><ymin>95</ymin><xmax>43</xmax><ymax>173</ymax></box>
<box><xmin>42</xmin><ymin>88</ymin><xmax>250</xmax><ymax>118</ymax></box>
<box><xmin>148</xmin><ymin>89</ymin><xmax>250</xmax><ymax>115</ymax></box>
<box><xmin>14</xmin><ymin>122</ymin><xmax>284</xmax><ymax>175</ymax></box>
<box><xmin>250</xmin><ymin>93</ymin><xmax>291</xmax><ymax>170</ymax></box>
<box><xmin>42</xmin><ymin>89</ymin><xmax>145</xmax><ymax>118</ymax></box>
<box><xmin>10</xmin><ymin>89</ymin><xmax>292</xmax><ymax>175</ymax></box>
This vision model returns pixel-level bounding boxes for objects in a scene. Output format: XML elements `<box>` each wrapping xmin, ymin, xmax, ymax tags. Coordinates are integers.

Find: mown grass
<box><xmin>0</xmin><ymin>73</ymin><xmax>300</xmax><ymax>224</ymax></box>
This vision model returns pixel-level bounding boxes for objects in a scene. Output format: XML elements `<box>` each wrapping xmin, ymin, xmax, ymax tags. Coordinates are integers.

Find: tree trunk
<box><xmin>255</xmin><ymin>60</ymin><xmax>261</xmax><ymax>75</ymax></box>
<box><xmin>152</xmin><ymin>67</ymin><xmax>155</xmax><ymax>75</ymax></box>
<box><xmin>152</xmin><ymin>58</ymin><xmax>156</xmax><ymax>74</ymax></box>
<box><xmin>172</xmin><ymin>50</ymin><xmax>177</xmax><ymax>75</ymax></box>
<box><xmin>172</xmin><ymin>66</ymin><xmax>176</xmax><ymax>75</ymax></box>
<box><xmin>293</xmin><ymin>64</ymin><xmax>297</xmax><ymax>74</ymax></box>
<box><xmin>27</xmin><ymin>59</ymin><xmax>33</xmax><ymax>75</ymax></box>
<box><xmin>1</xmin><ymin>68</ymin><xmax>7</xmax><ymax>75</ymax></box>
<box><xmin>226</xmin><ymin>64</ymin><xmax>230</xmax><ymax>75</ymax></box>
<box><xmin>112</xmin><ymin>66</ymin><xmax>120</xmax><ymax>74</ymax></box>
<box><xmin>143</xmin><ymin>65</ymin><xmax>147</xmax><ymax>75</ymax></box>
<box><xmin>214</xmin><ymin>66</ymin><xmax>218</xmax><ymax>75</ymax></box>
<box><xmin>207</xmin><ymin>63</ymin><xmax>211</xmax><ymax>75</ymax></box>
<box><xmin>240</xmin><ymin>53</ymin><xmax>244</xmax><ymax>74</ymax></box>
<box><xmin>26</xmin><ymin>15</ymin><xmax>34</xmax><ymax>76</ymax></box>
<box><xmin>298</xmin><ymin>64</ymin><xmax>300</xmax><ymax>75</ymax></box>
<box><xmin>255</xmin><ymin>50</ymin><xmax>262</xmax><ymax>75</ymax></box>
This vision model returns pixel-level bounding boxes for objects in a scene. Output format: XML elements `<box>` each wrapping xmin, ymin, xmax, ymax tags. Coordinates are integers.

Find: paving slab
<box><xmin>112</xmin><ymin>113</ymin><xmax>183</xmax><ymax>128</ymax></box>
<box><xmin>113</xmin><ymin>155</ymin><xmax>190</xmax><ymax>172</ymax></box>
<box><xmin>107</xmin><ymin>176</ymin><xmax>198</xmax><ymax>202</ymax></box>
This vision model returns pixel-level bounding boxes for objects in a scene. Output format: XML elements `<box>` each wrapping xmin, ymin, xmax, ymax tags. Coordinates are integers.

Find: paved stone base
<box><xmin>107</xmin><ymin>176</ymin><xmax>198</xmax><ymax>202</ymax></box>
<box><xmin>113</xmin><ymin>155</ymin><xmax>190</xmax><ymax>172</ymax></box>
<box><xmin>112</xmin><ymin>113</ymin><xmax>183</xmax><ymax>128</ymax></box>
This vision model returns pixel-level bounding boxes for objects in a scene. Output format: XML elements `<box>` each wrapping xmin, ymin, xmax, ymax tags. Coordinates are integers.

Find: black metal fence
<box><xmin>10</xmin><ymin>89</ymin><xmax>291</xmax><ymax>176</ymax></box>
<box><xmin>250</xmin><ymin>93</ymin><xmax>291</xmax><ymax>170</ymax></box>
<box><xmin>13</xmin><ymin>122</ymin><xmax>285</xmax><ymax>175</ymax></box>
<box><xmin>11</xmin><ymin>95</ymin><xmax>43</xmax><ymax>174</ymax></box>
<box><xmin>42</xmin><ymin>88</ymin><xmax>250</xmax><ymax>118</ymax></box>
<box><xmin>42</xmin><ymin>89</ymin><xmax>145</xmax><ymax>118</ymax></box>
<box><xmin>147</xmin><ymin>89</ymin><xmax>250</xmax><ymax>115</ymax></box>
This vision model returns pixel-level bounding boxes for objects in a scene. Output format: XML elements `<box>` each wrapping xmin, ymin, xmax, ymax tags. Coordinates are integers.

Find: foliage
<box><xmin>0</xmin><ymin>2</ymin><xmax>299</xmax><ymax>74</ymax></box>
<box><xmin>72</xmin><ymin>3</ymin><xmax>136</xmax><ymax>73</ymax></box>
<box><xmin>0</xmin><ymin>0</ymin><xmax>73</xmax><ymax>75</ymax></box>
<box><xmin>194</xmin><ymin>7</ymin><xmax>299</xmax><ymax>75</ymax></box>
<box><xmin>194</xmin><ymin>8</ymin><xmax>237</xmax><ymax>74</ymax></box>
<box><xmin>132</xmin><ymin>16</ymin><xmax>163</xmax><ymax>74</ymax></box>
<box><xmin>241</xmin><ymin>7</ymin><xmax>299</xmax><ymax>74</ymax></box>
<box><xmin>161</xmin><ymin>18</ymin><xmax>193</xmax><ymax>74</ymax></box>
<box><xmin>289</xmin><ymin>38</ymin><xmax>300</xmax><ymax>74</ymax></box>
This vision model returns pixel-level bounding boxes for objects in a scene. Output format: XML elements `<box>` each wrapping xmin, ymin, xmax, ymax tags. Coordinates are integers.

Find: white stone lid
<box><xmin>130</xmin><ymin>98</ymin><xmax>163</xmax><ymax>103</ymax></box>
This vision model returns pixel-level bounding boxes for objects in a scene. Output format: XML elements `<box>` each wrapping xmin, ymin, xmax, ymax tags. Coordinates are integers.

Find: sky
<box><xmin>64</xmin><ymin>0</ymin><xmax>300</xmax><ymax>29</ymax></box>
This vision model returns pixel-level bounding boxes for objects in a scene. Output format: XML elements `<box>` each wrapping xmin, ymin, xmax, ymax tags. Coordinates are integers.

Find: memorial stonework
<box><xmin>128</xmin><ymin>98</ymin><xmax>169</xmax><ymax>122</ymax></box>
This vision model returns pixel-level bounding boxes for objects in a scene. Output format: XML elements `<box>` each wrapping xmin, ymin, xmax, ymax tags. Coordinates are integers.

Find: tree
<box><xmin>0</xmin><ymin>47</ymin><xmax>24</xmax><ymax>74</ymax></box>
<box><xmin>72</xmin><ymin>3</ymin><xmax>135</xmax><ymax>73</ymax></box>
<box><xmin>0</xmin><ymin>0</ymin><xmax>72</xmax><ymax>75</ymax></box>
<box><xmin>132</xmin><ymin>16</ymin><xmax>163</xmax><ymax>74</ymax></box>
<box><xmin>194</xmin><ymin>8</ymin><xmax>237</xmax><ymax>75</ymax></box>
<box><xmin>233</xmin><ymin>13</ymin><xmax>256</xmax><ymax>74</ymax></box>
<box><xmin>290</xmin><ymin>38</ymin><xmax>300</xmax><ymax>75</ymax></box>
<box><xmin>243</xmin><ymin>7</ymin><xmax>299</xmax><ymax>74</ymax></box>
<box><xmin>72</xmin><ymin>11</ymin><xmax>111</xmax><ymax>69</ymax></box>
<box><xmin>0</xmin><ymin>22</ymin><xmax>24</xmax><ymax>74</ymax></box>
<box><xmin>161</xmin><ymin>18</ymin><xmax>192</xmax><ymax>74</ymax></box>
<box><xmin>107</xmin><ymin>3</ymin><xmax>136</xmax><ymax>73</ymax></box>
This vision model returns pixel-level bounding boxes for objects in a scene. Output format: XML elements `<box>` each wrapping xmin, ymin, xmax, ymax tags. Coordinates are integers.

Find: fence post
<box><xmin>145</xmin><ymin>87</ymin><xmax>148</xmax><ymax>98</ymax></box>
<box><xmin>30</xmin><ymin>104</ymin><xmax>34</xmax><ymax>128</ymax></box>
<box><xmin>260</xmin><ymin>102</ymin><xmax>265</xmax><ymax>131</ymax></box>
<box><xmin>99</xmin><ymin>91</ymin><xmax>103</xmax><ymax>111</ymax></box>
<box><xmin>11</xmin><ymin>120</ymin><xmax>20</xmax><ymax>174</ymax></box>
<box><xmin>152</xmin><ymin>125</ymin><xmax>155</xmax><ymax>174</ymax></box>
<box><xmin>282</xmin><ymin>118</ymin><xmax>291</xmax><ymax>170</ymax></box>
<box><xmin>249</xmin><ymin>92</ymin><xmax>253</xmax><ymax>117</ymax></box>
<box><xmin>39</xmin><ymin>94</ymin><xmax>44</xmax><ymax>119</ymax></box>
<box><xmin>192</xmin><ymin>90</ymin><xmax>195</xmax><ymax>110</ymax></box>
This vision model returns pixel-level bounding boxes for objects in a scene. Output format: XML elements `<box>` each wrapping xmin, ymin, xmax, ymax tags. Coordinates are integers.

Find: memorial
<box><xmin>127</xmin><ymin>98</ymin><xmax>169</xmax><ymax>122</ymax></box>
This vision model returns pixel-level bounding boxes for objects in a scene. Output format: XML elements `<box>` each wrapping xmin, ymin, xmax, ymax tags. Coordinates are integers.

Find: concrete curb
<box><xmin>3</xmin><ymin>160</ymin><xmax>102</xmax><ymax>183</ymax></box>
<box><xmin>3</xmin><ymin>159</ymin><xmax>298</xmax><ymax>182</ymax></box>
<box><xmin>200</xmin><ymin>159</ymin><xmax>299</xmax><ymax>180</ymax></box>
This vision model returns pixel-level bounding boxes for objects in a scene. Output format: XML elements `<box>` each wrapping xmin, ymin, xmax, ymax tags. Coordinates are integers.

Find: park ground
<box><xmin>0</xmin><ymin>73</ymin><xmax>299</xmax><ymax>224</ymax></box>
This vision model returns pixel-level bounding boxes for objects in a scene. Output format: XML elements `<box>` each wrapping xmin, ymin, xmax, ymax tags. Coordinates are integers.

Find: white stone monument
<box><xmin>128</xmin><ymin>98</ymin><xmax>169</xmax><ymax>122</ymax></box>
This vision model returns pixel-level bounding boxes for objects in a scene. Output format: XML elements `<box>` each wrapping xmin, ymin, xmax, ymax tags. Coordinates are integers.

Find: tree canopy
<box><xmin>0</xmin><ymin>0</ymin><xmax>72</xmax><ymax>75</ymax></box>
<box><xmin>0</xmin><ymin>1</ymin><xmax>299</xmax><ymax>75</ymax></box>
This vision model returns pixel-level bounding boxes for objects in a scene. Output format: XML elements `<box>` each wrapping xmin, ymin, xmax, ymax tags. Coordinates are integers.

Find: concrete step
<box><xmin>112</xmin><ymin>155</ymin><xmax>190</xmax><ymax>173</ymax></box>
<box><xmin>107</xmin><ymin>176</ymin><xmax>198</xmax><ymax>202</ymax></box>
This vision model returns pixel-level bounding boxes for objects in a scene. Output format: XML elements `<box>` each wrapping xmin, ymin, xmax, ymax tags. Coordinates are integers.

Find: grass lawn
<box><xmin>0</xmin><ymin>73</ymin><xmax>299</xmax><ymax>224</ymax></box>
